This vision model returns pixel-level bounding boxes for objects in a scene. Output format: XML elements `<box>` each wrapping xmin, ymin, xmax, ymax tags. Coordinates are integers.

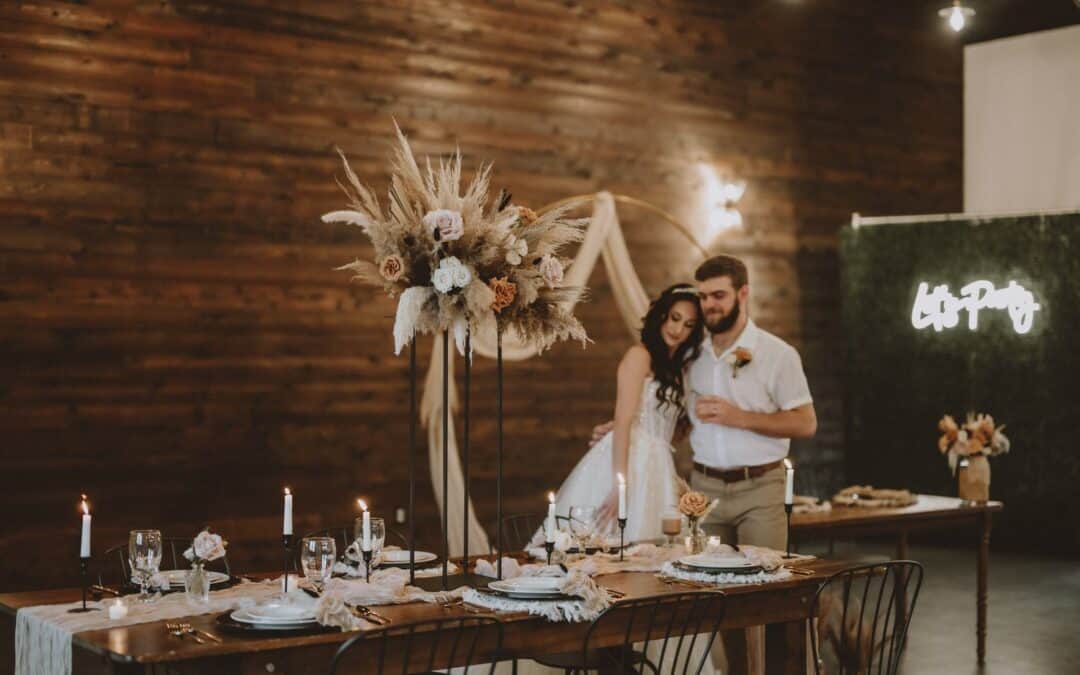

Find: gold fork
<box><xmin>165</xmin><ymin>622</ymin><xmax>205</xmax><ymax>644</ymax></box>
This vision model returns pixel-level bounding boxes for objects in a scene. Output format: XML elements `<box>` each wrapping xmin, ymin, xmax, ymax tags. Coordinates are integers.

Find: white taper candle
<box><xmin>79</xmin><ymin>495</ymin><xmax>91</xmax><ymax>558</ymax></box>
<box><xmin>545</xmin><ymin>492</ymin><xmax>556</xmax><ymax>543</ymax></box>
<box><xmin>617</xmin><ymin>473</ymin><xmax>627</xmax><ymax>520</ymax></box>
<box><xmin>783</xmin><ymin>458</ymin><xmax>794</xmax><ymax>505</ymax></box>
<box><xmin>283</xmin><ymin>487</ymin><xmax>294</xmax><ymax>536</ymax></box>
<box><xmin>359</xmin><ymin>499</ymin><xmax>371</xmax><ymax>551</ymax></box>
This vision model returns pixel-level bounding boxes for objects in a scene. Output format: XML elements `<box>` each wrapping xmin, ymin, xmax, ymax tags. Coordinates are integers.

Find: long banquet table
<box><xmin>790</xmin><ymin>494</ymin><xmax>1003</xmax><ymax>666</ymax></box>
<box><xmin>0</xmin><ymin>559</ymin><xmax>853</xmax><ymax>675</ymax></box>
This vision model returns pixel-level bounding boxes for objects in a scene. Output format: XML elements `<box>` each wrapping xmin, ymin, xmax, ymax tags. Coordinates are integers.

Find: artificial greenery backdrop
<box><xmin>841</xmin><ymin>212</ymin><xmax>1080</xmax><ymax>554</ymax></box>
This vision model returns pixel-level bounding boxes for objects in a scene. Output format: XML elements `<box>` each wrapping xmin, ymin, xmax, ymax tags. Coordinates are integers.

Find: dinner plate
<box><xmin>380</xmin><ymin>550</ymin><xmax>438</xmax><ymax>566</ymax></box>
<box><xmin>679</xmin><ymin>553</ymin><xmax>757</xmax><ymax>570</ymax></box>
<box><xmin>489</xmin><ymin>577</ymin><xmax>565</xmax><ymax>598</ymax></box>
<box><xmin>221</xmin><ymin>611</ymin><xmax>324</xmax><ymax>633</ymax></box>
<box><xmin>245</xmin><ymin>600</ymin><xmax>317</xmax><ymax>622</ymax></box>
<box><xmin>231</xmin><ymin>609</ymin><xmax>317</xmax><ymax>626</ymax></box>
<box><xmin>161</xmin><ymin>570</ymin><xmax>230</xmax><ymax>588</ymax></box>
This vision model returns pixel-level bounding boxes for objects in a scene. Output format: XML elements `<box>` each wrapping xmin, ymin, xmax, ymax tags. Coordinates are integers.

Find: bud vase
<box><xmin>184</xmin><ymin>563</ymin><xmax>210</xmax><ymax>604</ymax></box>
<box><xmin>959</xmin><ymin>454</ymin><xmax>991</xmax><ymax>502</ymax></box>
<box><xmin>685</xmin><ymin>517</ymin><xmax>707</xmax><ymax>553</ymax></box>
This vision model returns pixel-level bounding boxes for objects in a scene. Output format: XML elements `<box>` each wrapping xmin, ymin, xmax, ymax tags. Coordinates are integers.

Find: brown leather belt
<box><xmin>692</xmin><ymin>459</ymin><xmax>784</xmax><ymax>484</ymax></box>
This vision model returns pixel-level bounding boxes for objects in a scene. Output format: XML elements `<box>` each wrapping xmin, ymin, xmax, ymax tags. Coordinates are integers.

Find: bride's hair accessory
<box><xmin>671</xmin><ymin>287</ymin><xmax>698</xmax><ymax>296</ymax></box>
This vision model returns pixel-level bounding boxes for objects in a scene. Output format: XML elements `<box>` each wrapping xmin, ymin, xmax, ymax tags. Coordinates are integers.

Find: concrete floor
<box><xmin>803</xmin><ymin>541</ymin><xmax>1080</xmax><ymax>674</ymax></box>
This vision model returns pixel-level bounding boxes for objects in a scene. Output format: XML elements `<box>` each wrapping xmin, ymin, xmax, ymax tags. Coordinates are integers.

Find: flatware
<box><xmin>165</xmin><ymin>622</ymin><xmax>205</xmax><ymax>644</ymax></box>
<box><xmin>89</xmin><ymin>584</ymin><xmax>121</xmax><ymax>597</ymax></box>
<box><xmin>178</xmin><ymin>622</ymin><xmax>222</xmax><ymax>643</ymax></box>
<box><xmin>350</xmin><ymin>605</ymin><xmax>391</xmax><ymax>625</ymax></box>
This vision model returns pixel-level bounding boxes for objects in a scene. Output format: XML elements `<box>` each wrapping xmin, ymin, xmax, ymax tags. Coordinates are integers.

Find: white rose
<box><xmin>539</xmin><ymin>254</ymin><xmax>564</xmax><ymax>288</ymax></box>
<box><xmin>432</xmin><ymin>267</ymin><xmax>454</xmax><ymax>293</ymax></box>
<box><xmin>451</xmin><ymin>264</ymin><xmax>472</xmax><ymax>288</ymax></box>
<box><xmin>505</xmin><ymin>235</ymin><xmax>528</xmax><ymax>266</ymax></box>
<box><xmin>553</xmin><ymin>530</ymin><xmax>574</xmax><ymax>553</ymax></box>
<box><xmin>184</xmin><ymin>530</ymin><xmax>227</xmax><ymax>563</ymax></box>
<box><xmin>423</xmin><ymin>209</ymin><xmax>464</xmax><ymax>243</ymax></box>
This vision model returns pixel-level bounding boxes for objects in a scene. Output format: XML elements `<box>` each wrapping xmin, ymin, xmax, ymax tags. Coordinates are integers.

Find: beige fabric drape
<box><xmin>421</xmin><ymin>192</ymin><xmax>649</xmax><ymax>555</ymax></box>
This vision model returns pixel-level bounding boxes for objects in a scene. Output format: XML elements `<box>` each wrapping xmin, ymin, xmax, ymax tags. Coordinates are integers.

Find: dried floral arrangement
<box><xmin>938</xmin><ymin>412</ymin><xmax>1010</xmax><ymax>468</ymax></box>
<box><xmin>323</xmin><ymin>124</ymin><xmax>589</xmax><ymax>355</ymax></box>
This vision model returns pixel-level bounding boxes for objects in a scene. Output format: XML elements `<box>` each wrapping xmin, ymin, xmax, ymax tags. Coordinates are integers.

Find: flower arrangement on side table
<box><xmin>938</xmin><ymin>413</ymin><xmax>1010</xmax><ymax>502</ymax></box>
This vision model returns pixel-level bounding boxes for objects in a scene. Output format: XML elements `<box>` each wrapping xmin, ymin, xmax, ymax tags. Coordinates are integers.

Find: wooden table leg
<box><xmin>765</xmin><ymin>620</ymin><xmax>807</xmax><ymax>675</ymax></box>
<box><xmin>977</xmin><ymin>511</ymin><xmax>992</xmax><ymax>666</ymax></box>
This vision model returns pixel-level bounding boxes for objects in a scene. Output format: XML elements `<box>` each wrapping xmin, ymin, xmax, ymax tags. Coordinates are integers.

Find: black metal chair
<box><xmin>328</xmin><ymin>616</ymin><xmax>504</xmax><ymax>675</ymax></box>
<box><xmin>528</xmin><ymin>590</ymin><xmax>727</xmax><ymax>674</ymax></box>
<box><xmin>98</xmin><ymin>536</ymin><xmax>231</xmax><ymax>587</ymax></box>
<box><xmin>302</xmin><ymin>524</ymin><xmax>410</xmax><ymax>560</ymax></box>
<box><xmin>809</xmin><ymin>561</ymin><xmax>924</xmax><ymax>675</ymax></box>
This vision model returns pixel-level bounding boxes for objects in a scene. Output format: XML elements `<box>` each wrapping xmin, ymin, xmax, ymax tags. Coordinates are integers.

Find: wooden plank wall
<box><xmin>0</xmin><ymin>0</ymin><xmax>962</xmax><ymax>590</ymax></box>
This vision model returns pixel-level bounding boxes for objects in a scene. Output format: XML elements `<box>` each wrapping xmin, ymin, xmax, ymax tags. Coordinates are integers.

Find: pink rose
<box><xmin>539</xmin><ymin>254</ymin><xmax>564</xmax><ymax>288</ymax></box>
<box><xmin>423</xmin><ymin>209</ymin><xmax>464</xmax><ymax>243</ymax></box>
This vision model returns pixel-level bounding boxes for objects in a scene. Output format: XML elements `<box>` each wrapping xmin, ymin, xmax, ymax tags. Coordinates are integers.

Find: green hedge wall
<box><xmin>841</xmin><ymin>212</ymin><xmax>1080</xmax><ymax>555</ymax></box>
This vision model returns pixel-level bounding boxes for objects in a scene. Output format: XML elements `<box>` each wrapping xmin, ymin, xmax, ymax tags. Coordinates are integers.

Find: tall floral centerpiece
<box><xmin>938</xmin><ymin>413</ymin><xmax>1010</xmax><ymax>502</ymax></box>
<box><xmin>323</xmin><ymin>124</ymin><xmax>589</xmax><ymax>355</ymax></box>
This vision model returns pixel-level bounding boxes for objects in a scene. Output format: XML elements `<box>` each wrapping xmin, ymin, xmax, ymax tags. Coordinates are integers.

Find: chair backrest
<box><xmin>499</xmin><ymin>513</ymin><xmax>542</xmax><ymax>552</ymax></box>
<box><xmin>98</xmin><ymin>536</ymin><xmax>231</xmax><ymax>586</ymax></box>
<box><xmin>329</xmin><ymin>616</ymin><xmax>503</xmax><ymax>675</ymax></box>
<box><xmin>583</xmin><ymin>591</ymin><xmax>727</xmax><ymax>675</ymax></box>
<box><xmin>809</xmin><ymin>561</ymin><xmax>924</xmax><ymax>675</ymax></box>
<box><xmin>301</xmin><ymin>525</ymin><xmax>410</xmax><ymax>558</ymax></box>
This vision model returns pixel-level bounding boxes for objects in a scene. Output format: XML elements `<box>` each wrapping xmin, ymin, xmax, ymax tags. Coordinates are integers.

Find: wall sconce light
<box><xmin>939</xmin><ymin>1</ymin><xmax>975</xmax><ymax>33</ymax></box>
<box><xmin>697</xmin><ymin>163</ymin><xmax>746</xmax><ymax>238</ymax></box>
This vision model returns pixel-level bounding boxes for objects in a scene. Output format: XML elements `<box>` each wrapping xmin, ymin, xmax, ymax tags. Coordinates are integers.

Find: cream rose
<box><xmin>678</xmin><ymin>491</ymin><xmax>710</xmax><ymax>518</ymax></box>
<box><xmin>183</xmin><ymin>530</ymin><xmax>227</xmax><ymax>563</ymax></box>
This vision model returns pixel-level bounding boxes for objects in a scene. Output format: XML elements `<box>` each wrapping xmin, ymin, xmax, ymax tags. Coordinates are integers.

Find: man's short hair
<box><xmin>694</xmin><ymin>255</ymin><xmax>748</xmax><ymax>289</ymax></box>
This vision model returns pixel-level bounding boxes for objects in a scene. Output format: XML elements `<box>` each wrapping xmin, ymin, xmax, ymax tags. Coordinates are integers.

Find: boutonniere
<box><xmin>725</xmin><ymin>347</ymin><xmax>753</xmax><ymax>378</ymax></box>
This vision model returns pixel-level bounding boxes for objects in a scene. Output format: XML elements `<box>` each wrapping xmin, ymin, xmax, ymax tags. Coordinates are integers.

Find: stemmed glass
<box><xmin>300</xmin><ymin>537</ymin><xmax>336</xmax><ymax>593</ymax></box>
<box><xmin>354</xmin><ymin>517</ymin><xmax>386</xmax><ymax>572</ymax></box>
<box><xmin>128</xmin><ymin>529</ymin><xmax>163</xmax><ymax>603</ymax></box>
<box><xmin>661</xmin><ymin>508</ymin><xmax>683</xmax><ymax>547</ymax></box>
<box><xmin>568</xmin><ymin>506</ymin><xmax>597</xmax><ymax>552</ymax></box>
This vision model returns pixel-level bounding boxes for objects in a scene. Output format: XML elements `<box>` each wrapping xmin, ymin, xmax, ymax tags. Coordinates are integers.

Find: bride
<box><xmin>548</xmin><ymin>283</ymin><xmax>704</xmax><ymax>542</ymax></box>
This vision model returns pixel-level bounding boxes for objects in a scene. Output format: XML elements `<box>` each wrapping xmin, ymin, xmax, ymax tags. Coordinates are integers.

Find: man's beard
<box><xmin>706</xmin><ymin>298</ymin><xmax>740</xmax><ymax>334</ymax></box>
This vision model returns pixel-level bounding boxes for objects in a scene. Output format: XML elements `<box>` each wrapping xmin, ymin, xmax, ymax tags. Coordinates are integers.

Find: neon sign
<box><xmin>911</xmin><ymin>280</ymin><xmax>1040</xmax><ymax>334</ymax></box>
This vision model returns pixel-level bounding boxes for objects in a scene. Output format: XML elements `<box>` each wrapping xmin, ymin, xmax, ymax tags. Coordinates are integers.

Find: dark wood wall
<box><xmin>0</xmin><ymin>0</ymin><xmax>962</xmax><ymax>590</ymax></box>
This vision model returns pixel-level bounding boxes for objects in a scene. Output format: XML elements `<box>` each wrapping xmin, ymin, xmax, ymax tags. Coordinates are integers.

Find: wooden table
<box><xmin>791</xmin><ymin>494</ymin><xmax>1003</xmax><ymax>666</ymax></box>
<box><xmin>0</xmin><ymin>559</ymin><xmax>852</xmax><ymax>675</ymax></box>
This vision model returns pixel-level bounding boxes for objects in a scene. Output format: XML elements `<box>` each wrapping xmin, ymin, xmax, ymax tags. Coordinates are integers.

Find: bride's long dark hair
<box><xmin>640</xmin><ymin>283</ymin><xmax>705</xmax><ymax>432</ymax></box>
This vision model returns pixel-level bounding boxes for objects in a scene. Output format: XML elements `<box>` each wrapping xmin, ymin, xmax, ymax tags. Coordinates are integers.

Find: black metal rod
<box><xmin>784</xmin><ymin>505</ymin><xmax>793</xmax><ymax>558</ymax></box>
<box><xmin>545</xmin><ymin>541</ymin><xmax>554</xmax><ymax>567</ymax></box>
<box><xmin>409</xmin><ymin>336</ymin><xmax>416</xmax><ymax>585</ymax></box>
<box><xmin>67</xmin><ymin>558</ymin><xmax>98</xmax><ymax>613</ymax></box>
<box><xmin>362</xmin><ymin>549</ymin><xmax>373</xmax><ymax>584</ymax></box>
<box><xmin>463</xmin><ymin>329</ymin><xmax>471</xmax><ymax>574</ymax></box>
<box><xmin>496</xmin><ymin>327</ymin><xmax>503</xmax><ymax>580</ymax></box>
<box><xmin>441</xmin><ymin>330</ymin><xmax>449</xmax><ymax>590</ymax></box>
<box><xmin>618</xmin><ymin>518</ymin><xmax>627</xmax><ymax>561</ymax></box>
<box><xmin>283</xmin><ymin>534</ymin><xmax>293</xmax><ymax>591</ymax></box>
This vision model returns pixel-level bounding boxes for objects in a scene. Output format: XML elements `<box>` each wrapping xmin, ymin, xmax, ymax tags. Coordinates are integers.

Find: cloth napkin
<box><xmin>312</xmin><ymin>568</ymin><xmax>464</xmax><ymax>631</ymax></box>
<box><xmin>462</xmin><ymin>564</ymin><xmax>612</xmax><ymax>623</ymax></box>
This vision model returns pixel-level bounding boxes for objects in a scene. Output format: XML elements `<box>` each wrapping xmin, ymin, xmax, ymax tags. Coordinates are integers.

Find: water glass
<box><xmin>661</xmin><ymin>508</ymin><xmax>683</xmax><ymax>547</ymax></box>
<box><xmin>300</xmin><ymin>537</ymin><xmax>336</xmax><ymax>591</ymax></box>
<box><xmin>354</xmin><ymin>517</ymin><xmax>386</xmax><ymax>570</ymax></box>
<box><xmin>569</xmin><ymin>506</ymin><xmax>597</xmax><ymax>551</ymax></box>
<box><xmin>128</xmin><ymin>529</ymin><xmax>163</xmax><ymax>603</ymax></box>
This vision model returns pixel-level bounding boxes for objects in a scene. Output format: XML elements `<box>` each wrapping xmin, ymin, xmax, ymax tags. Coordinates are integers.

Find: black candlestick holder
<box><xmin>545</xmin><ymin>541</ymin><xmax>555</xmax><ymax>566</ymax></box>
<box><xmin>783</xmin><ymin>504</ymin><xmax>794</xmax><ymax>558</ymax></box>
<box><xmin>617</xmin><ymin>517</ymin><xmax>627</xmax><ymax>561</ymax></box>
<box><xmin>362</xmin><ymin>549</ymin><xmax>373</xmax><ymax>583</ymax></box>
<box><xmin>68</xmin><ymin>557</ymin><xmax>98</xmax><ymax>613</ymax></box>
<box><xmin>282</xmin><ymin>534</ymin><xmax>294</xmax><ymax>593</ymax></box>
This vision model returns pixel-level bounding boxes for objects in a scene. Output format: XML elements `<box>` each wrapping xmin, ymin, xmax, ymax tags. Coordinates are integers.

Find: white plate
<box><xmin>230</xmin><ymin>609</ymin><xmax>317</xmax><ymax>628</ymax></box>
<box><xmin>245</xmin><ymin>600</ymin><xmax>317</xmax><ymax>622</ymax></box>
<box><xmin>489</xmin><ymin>576</ymin><xmax>565</xmax><ymax>598</ymax></box>
<box><xmin>381</xmin><ymin>550</ymin><xmax>437</xmax><ymax>565</ymax></box>
<box><xmin>161</xmin><ymin>570</ymin><xmax>230</xmax><ymax>587</ymax></box>
<box><xmin>678</xmin><ymin>554</ymin><xmax>757</xmax><ymax>570</ymax></box>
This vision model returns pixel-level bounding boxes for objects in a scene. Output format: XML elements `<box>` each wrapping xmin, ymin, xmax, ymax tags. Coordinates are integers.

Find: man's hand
<box><xmin>590</xmin><ymin>420</ymin><xmax>615</xmax><ymax>447</ymax></box>
<box><xmin>694</xmin><ymin>395</ymin><xmax>745</xmax><ymax>428</ymax></box>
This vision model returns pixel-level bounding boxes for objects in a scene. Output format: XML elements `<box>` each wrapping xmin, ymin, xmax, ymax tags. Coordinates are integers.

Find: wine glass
<box><xmin>569</xmin><ymin>506</ymin><xmax>597</xmax><ymax>552</ymax></box>
<box><xmin>354</xmin><ymin>517</ymin><xmax>386</xmax><ymax>571</ymax></box>
<box><xmin>128</xmin><ymin>529</ymin><xmax>162</xmax><ymax>603</ymax></box>
<box><xmin>661</xmin><ymin>508</ymin><xmax>683</xmax><ymax>547</ymax></box>
<box><xmin>300</xmin><ymin>537</ymin><xmax>336</xmax><ymax>592</ymax></box>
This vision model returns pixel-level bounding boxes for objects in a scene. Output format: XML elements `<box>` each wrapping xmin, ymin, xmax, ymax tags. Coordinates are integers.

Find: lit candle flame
<box><xmin>783</xmin><ymin>458</ymin><xmax>793</xmax><ymax>470</ymax></box>
<box><xmin>547</xmin><ymin>491</ymin><xmax>555</xmax><ymax>504</ymax></box>
<box><xmin>358</xmin><ymin>498</ymin><xmax>368</xmax><ymax>511</ymax></box>
<box><xmin>80</xmin><ymin>494</ymin><xmax>89</xmax><ymax>515</ymax></box>
<box><xmin>617</xmin><ymin>472</ymin><xmax>625</xmax><ymax>485</ymax></box>
<box><xmin>284</xmin><ymin>487</ymin><xmax>291</xmax><ymax>496</ymax></box>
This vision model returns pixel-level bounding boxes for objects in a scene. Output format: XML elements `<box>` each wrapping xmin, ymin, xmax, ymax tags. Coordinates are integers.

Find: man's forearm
<box><xmin>733</xmin><ymin>405</ymin><xmax>817</xmax><ymax>439</ymax></box>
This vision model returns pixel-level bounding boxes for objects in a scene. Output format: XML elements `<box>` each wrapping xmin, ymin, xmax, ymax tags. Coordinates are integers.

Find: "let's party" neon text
<box><xmin>911</xmin><ymin>280</ymin><xmax>1040</xmax><ymax>334</ymax></box>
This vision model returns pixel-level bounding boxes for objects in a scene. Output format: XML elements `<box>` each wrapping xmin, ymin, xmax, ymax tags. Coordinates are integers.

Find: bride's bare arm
<box><xmin>596</xmin><ymin>345</ymin><xmax>650</xmax><ymax>526</ymax></box>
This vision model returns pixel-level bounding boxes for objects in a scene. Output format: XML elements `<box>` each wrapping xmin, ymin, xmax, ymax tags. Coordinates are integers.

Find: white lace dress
<box><xmin>550</xmin><ymin>377</ymin><xmax>682</xmax><ymax>542</ymax></box>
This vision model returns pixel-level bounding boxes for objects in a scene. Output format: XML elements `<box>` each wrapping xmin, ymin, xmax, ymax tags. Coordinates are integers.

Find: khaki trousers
<box><xmin>692</xmin><ymin>465</ymin><xmax>788</xmax><ymax>675</ymax></box>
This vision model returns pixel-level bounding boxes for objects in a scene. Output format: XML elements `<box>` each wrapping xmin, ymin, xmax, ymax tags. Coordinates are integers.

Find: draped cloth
<box><xmin>421</xmin><ymin>192</ymin><xmax>651</xmax><ymax>556</ymax></box>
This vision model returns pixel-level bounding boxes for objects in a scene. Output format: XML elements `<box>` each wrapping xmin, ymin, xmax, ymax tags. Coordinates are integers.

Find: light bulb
<box><xmin>949</xmin><ymin>6</ymin><xmax>965</xmax><ymax>32</ymax></box>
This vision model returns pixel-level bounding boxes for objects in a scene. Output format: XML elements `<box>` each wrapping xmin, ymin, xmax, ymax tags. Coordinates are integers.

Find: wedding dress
<box><xmin>550</xmin><ymin>377</ymin><xmax>681</xmax><ymax>542</ymax></box>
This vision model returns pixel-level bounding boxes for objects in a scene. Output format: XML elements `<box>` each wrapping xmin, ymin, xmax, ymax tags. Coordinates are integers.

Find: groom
<box><xmin>686</xmin><ymin>254</ymin><xmax>816</xmax><ymax>550</ymax></box>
